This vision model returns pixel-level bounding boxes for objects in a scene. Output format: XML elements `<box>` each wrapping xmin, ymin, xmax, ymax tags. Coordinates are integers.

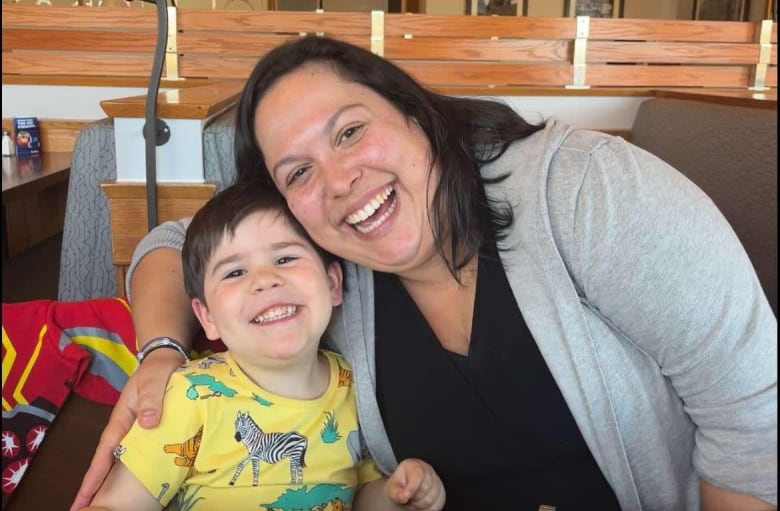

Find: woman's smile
<box><xmin>344</xmin><ymin>184</ymin><xmax>396</xmax><ymax>234</ymax></box>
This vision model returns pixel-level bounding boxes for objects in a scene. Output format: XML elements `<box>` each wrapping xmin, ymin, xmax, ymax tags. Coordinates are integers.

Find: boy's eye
<box><xmin>224</xmin><ymin>269</ymin><xmax>245</xmax><ymax>279</ymax></box>
<box><xmin>275</xmin><ymin>256</ymin><xmax>297</xmax><ymax>266</ymax></box>
<box><xmin>286</xmin><ymin>166</ymin><xmax>310</xmax><ymax>186</ymax></box>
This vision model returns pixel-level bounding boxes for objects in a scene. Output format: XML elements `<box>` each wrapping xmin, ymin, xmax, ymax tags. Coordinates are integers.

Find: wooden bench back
<box><xmin>382</xmin><ymin>15</ymin><xmax>778</xmax><ymax>89</ymax></box>
<box><xmin>3</xmin><ymin>4</ymin><xmax>776</xmax><ymax>92</ymax></box>
<box><xmin>2</xmin><ymin>6</ymin><xmax>159</xmax><ymax>81</ymax></box>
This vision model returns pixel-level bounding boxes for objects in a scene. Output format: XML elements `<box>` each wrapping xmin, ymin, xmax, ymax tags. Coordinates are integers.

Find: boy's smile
<box><xmin>192</xmin><ymin>210</ymin><xmax>343</xmax><ymax>372</ymax></box>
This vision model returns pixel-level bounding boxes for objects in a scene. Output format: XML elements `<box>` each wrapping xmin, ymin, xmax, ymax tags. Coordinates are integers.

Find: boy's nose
<box><xmin>251</xmin><ymin>269</ymin><xmax>282</xmax><ymax>292</ymax></box>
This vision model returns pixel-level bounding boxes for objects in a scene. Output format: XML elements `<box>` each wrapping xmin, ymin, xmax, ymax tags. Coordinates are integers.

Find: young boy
<box><xmin>85</xmin><ymin>183</ymin><xmax>445</xmax><ymax>511</ymax></box>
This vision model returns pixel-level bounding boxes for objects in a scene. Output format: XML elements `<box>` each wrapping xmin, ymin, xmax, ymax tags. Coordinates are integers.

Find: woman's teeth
<box><xmin>346</xmin><ymin>185</ymin><xmax>395</xmax><ymax>233</ymax></box>
<box><xmin>252</xmin><ymin>305</ymin><xmax>297</xmax><ymax>324</ymax></box>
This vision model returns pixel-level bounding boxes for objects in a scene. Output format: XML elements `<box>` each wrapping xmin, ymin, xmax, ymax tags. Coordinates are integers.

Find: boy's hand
<box><xmin>385</xmin><ymin>458</ymin><xmax>445</xmax><ymax>511</ymax></box>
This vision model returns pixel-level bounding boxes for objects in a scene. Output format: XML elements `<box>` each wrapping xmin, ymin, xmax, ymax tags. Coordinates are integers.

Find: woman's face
<box><xmin>254</xmin><ymin>63</ymin><xmax>441</xmax><ymax>276</ymax></box>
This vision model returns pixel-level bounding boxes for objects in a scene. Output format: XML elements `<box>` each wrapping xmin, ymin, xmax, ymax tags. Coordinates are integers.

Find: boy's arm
<box><xmin>353</xmin><ymin>458</ymin><xmax>445</xmax><ymax>511</ymax></box>
<box><xmin>87</xmin><ymin>461</ymin><xmax>162</xmax><ymax>511</ymax></box>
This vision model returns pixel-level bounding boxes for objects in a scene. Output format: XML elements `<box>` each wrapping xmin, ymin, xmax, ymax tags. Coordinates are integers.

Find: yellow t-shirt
<box><xmin>116</xmin><ymin>350</ymin><xmax>381</xmax><ymax>511</ymax></box>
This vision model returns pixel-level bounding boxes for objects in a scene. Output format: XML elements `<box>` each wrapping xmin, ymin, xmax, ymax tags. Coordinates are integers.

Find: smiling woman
<box><xmin>73</xmin><ymin>35</ymin><xmax>777</xmax><ymax>511</ymax></box>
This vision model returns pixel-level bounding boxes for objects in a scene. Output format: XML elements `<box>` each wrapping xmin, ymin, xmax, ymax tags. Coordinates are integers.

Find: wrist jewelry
<box><xmin>136</xmin><ymin>336</ymin><xmax>191</xmax><ymax>364</ymax></box>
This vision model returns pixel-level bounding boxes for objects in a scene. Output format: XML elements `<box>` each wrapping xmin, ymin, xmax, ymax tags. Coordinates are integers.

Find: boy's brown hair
<box><xmin>182</xmin><ymin>182</ymin><xmax>337</xmax><ymax>304</ymax></box>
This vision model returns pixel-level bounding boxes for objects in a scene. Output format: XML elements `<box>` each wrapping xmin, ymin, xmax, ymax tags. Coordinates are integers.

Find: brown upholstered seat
<box><xmin>631</xmin><ymin>97</ymin><xmax>777</xmax><ymax>315</ymax></box>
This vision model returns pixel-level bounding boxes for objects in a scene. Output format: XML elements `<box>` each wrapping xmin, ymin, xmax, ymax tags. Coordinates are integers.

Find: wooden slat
<box><xmin>1</xmin><ymin>75</ymin><xmax>225</xmax><ymax>88</ymax></box>
<box><xmin>179</xmin><ymin>55</ymin><xmax>270</xmax><ymax>80</ymax></box>
<box><xmin>586</xmin><ymin>41</ymin><xmax>764</xmax><ymax>65</ymax></box>
<box><xmin>383</xmin><ymin>38</ymin><xmax>569</xmax><ymax>62</ymax></box>
<box><xmin>397</xmin><ymin>62</ymin><xmax>572</xmax><ymax>87</ymax></box>
<box><xmin>2</xmin><ymin>4</ymin><xmax>157</xmax><ymax>30</ymax></box>
<box><xmin>587</xmin><ymin>18</ymin><xmax>756</xmax><ymax>43</ymax></box>
<box><xmin>383</xmin><ymin>14</ymin><xmax>576</xmax><ymax>38</ymax></box>
<box><xmin>432</xmin><ymin>86</ymin><xmax>656</xmax><ymax>96</ymax></box>
<box><xmin>586</xmin><ymin>64</ymin><xmax>752</xmax><ymax>88</ymax></box>
<box><xmin>3</xmin><ymin>29</ymin><xmax>157</xmax><ymax>53</ymax></box>
<box><xmin>2</xmin><ymin>53</ymin><xmax>155</xmax><ymax>77</ymax></box>
<box><xmin>177</xmin><ymin>33</ymin><xmax>369</xmax><ymax>56</ymax></box>
<box><xmin>177</xmin><ymin>9</ymin><xmax>371</xmax><ymax>34</ymax></box>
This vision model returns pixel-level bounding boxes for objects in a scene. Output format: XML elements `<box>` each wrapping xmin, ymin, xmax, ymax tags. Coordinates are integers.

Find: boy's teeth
<box><xmin>252</xmin><ymin>305</ymin><xmax>297</xmax><ymax>324</ymax></box>
<box><xmin>346</xmin><ymin>185</ymin><xmax>393</xmax><ymax>225</ymax></box>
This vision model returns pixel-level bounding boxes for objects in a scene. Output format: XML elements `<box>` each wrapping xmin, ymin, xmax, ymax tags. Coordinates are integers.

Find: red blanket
<box><xmin>1</xmin><ymin>298</ymin><xmax>136</xmax><ymax>502</ymax></box>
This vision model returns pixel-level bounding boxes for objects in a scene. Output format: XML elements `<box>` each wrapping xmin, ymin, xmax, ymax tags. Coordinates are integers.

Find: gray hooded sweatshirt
<box><xmin>129</xmin><ymin>119</ymin><xmax>777</xmax><ymax>510</ymax></box>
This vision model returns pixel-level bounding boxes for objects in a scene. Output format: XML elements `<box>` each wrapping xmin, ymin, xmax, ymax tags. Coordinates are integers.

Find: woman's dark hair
<box><xmin>182</xmin><ymin>181</ymin><xmax>338</xmax><ymax>305</ymax></box>
<box><xmin>234</xmin><ymin>36</ymin><xmax>544</xmax><ymax>281</ymax></box>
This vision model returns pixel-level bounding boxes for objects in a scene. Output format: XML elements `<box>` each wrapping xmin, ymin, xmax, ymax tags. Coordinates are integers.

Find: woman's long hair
<box><xmin>234</xmin><ymin>36</ymin><xmax>544</xmax><ymax>281</ymax></box>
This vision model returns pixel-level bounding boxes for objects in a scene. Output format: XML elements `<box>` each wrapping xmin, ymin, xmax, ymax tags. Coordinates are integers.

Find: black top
<box><xmin>374</xmin><ymin>253</ymin><xmax>621</xmax><ymax>511</ymax></box>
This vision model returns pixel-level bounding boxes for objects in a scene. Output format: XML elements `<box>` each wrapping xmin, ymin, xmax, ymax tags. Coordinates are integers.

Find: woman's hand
<box><xmin>69</xmin><ymin>349</ymin><xmax>185</xmax><ymax>511</ymax></box>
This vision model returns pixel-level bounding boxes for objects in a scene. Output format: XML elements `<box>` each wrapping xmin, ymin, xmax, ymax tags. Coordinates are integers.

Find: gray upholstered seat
<box><xmin>58</xmin><ymin>107</ymin><xmax>238</xmax><ymax>301</ymax></box>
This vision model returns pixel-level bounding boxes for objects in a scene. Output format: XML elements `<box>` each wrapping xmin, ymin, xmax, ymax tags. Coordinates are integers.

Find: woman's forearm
<box><xmin>129</xmin><ymin>247</ymin><xmax>199</xmax><ymax>350</ymax></box>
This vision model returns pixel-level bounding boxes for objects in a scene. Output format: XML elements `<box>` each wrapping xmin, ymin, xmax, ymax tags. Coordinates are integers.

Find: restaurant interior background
<box><xmin>0</xmin><ymin>0</ymin><xmax>773</xmax><ymax>23</ymax></box>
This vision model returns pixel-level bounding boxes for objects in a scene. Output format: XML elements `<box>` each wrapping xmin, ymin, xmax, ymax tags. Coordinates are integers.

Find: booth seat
<box><xmin>631</xmin><ymin>96</ymin><xmax>777</xmax><ymax>314</ymax></box>
<box><xmin>57</xmin><ymin>107</ymin><xmax>238</xmax><ymax>302</ymax></box>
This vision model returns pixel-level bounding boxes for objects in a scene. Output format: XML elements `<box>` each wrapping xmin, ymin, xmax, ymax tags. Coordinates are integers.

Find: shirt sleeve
<box><xmin>552</xmin><ymin>135</ymin><xmax>777</xmax><ymax>504</ymax></box>
<box><xmin>116</xmin><ymin>370</ymin><xmax>204</xmax><ymax>506</ymax></box>
<box><xmin>125</xmin><ymin>218</ymin><xmax>192</xmax><ymax>302</ymax></box>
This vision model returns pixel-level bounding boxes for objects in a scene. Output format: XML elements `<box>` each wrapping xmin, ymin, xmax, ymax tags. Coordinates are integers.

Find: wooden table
<box><xmin>2</xmin><ymin>152</ymin><xmax>72</xmax><ymax>257</ymax></box>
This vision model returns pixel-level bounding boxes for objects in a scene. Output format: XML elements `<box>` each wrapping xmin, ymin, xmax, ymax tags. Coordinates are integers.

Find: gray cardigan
<box><xmin>128</xmin><ymin>120</ymin><xmax>777</xmax><ymax>510</ymax></box>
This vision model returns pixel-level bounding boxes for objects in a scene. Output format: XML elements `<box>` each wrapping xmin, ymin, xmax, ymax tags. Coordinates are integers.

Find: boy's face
<box><xmin>191</xmin><ymin>210</ymin><xmax>343</xmax><ymax>367</ymax></box>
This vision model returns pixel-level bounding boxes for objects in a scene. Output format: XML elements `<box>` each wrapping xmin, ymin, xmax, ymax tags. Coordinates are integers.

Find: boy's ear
<box><xmin>191</xmin><ymin>298</ymin><xmax>221</xmax><ymax>341</ymax></box>
<box><xmin>327</xmin><ymin>261</ymin><xmax>344</xmax><ymax>307</ymax></box>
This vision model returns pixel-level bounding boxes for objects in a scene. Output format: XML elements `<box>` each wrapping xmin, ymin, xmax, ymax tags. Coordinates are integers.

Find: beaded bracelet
<box><xmin>136</xmin><ymin>336</ymin><xmax>191</xmax><ymax>364</ymax></box>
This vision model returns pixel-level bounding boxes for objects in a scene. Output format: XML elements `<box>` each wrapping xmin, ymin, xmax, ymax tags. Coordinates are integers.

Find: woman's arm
<box><xmin>86</xmin><ymin>462</ymin><xmax>162</xmax><ymax>511</ymax></box>
<box><xmin>71</xmin><ymin>221</ymin><xmax>195</xmax><ymax>511</ymax></box>
<box><xmin>552</xmin><ymin>136</ymin><xmax>776</xmax><ymax>506</ymax></box>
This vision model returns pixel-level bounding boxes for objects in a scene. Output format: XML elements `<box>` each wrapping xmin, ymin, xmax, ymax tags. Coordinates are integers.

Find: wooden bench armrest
<box><xmin>100</xmin><ymin>181</ymin><xmax>217</xmax><ymax>297</ymax></box>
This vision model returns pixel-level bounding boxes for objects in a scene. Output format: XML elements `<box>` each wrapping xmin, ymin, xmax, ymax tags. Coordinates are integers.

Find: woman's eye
<box><xmin>338</xmin><ymin>124</ymin><xmax>364</xmax><ymax>145</ymax></box>
<box><xmin>286</xmin><ymin>166</ymin><xmax>309</xmax><ymax>186</ymax></box>
<box><xmin>224</xmin><ymin>269</ymin><xmax>245</xmax><ymax>279</ymax></box>
<box><xmin>275</xmin><ymin>256</ymin><xmax>298</xmax><ymax>266</ymax></box>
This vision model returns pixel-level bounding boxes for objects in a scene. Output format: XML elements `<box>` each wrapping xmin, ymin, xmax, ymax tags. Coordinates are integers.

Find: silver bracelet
<box><xmin>136</xmin><ymin>336</ymin><xmax>191</xmax><ymax>364</ymax></box>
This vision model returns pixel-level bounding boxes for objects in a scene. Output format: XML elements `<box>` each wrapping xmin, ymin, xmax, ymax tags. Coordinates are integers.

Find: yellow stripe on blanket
<box><xmin>11</xmin><ymin>325</ymin><xmax>47</xmax><ymax>407</ymax></box>
<box><xmin>70</xmin><ymin>334</ymin><xmax>138</xmax><ymax>378</ymax></box>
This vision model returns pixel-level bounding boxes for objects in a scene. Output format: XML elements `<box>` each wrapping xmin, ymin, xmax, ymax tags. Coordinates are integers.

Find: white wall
<box><xmin>2</xmin><ymin>85</ymin><xmax>151</xmax><ymax>120</ymax></box>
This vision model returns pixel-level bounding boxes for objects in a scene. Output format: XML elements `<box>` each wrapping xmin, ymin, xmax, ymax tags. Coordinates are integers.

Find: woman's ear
<box><xmin>327</xmin><ymin>261</ymin><xmax>344</xmax><ymax>307</ymax></box>
<box><xmin>191</xmin><ymin>298</ymin><xmax>221</xmax><ymax>341</ymax></box>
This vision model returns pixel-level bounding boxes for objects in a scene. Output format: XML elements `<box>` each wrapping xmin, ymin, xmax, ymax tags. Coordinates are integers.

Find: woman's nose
<box><xmin>321</xmin><ymin>157</ymin><xmax>360</xmax><ymax>198</ymax></box>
